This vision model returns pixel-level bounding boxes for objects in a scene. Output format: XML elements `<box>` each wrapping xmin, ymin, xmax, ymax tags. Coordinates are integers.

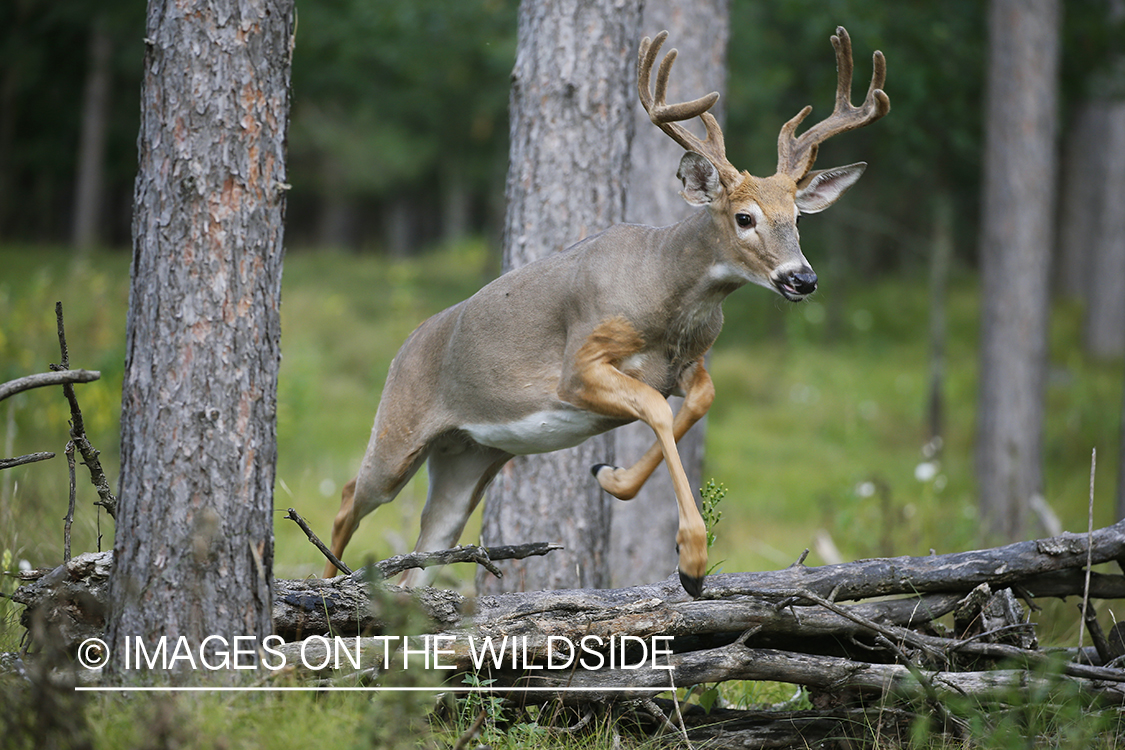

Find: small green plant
<box><xmin>0</xmin><ymin>548</ymin><xmax>17</xmax><ymax>651</ymax></box>
<box><xmin>700</xmin><ymin>478</ymin><xmax>726</xmax><ymax>575</ymax></box>
<box><xmin>700</xmin><ymin>478</ymin><xmax>725</xmax><ymax>549</ymax></box>
<box><xmin>455</xmin><ymin>672</ymin><xmax>506</xmax><ymax>742</ymax></box>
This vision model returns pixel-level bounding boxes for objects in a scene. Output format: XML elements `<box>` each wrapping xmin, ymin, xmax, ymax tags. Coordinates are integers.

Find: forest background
<box><xmin>1</xmin><ymin>0</ymin><xmax>1124</xmax><ymax>627</ymax></box>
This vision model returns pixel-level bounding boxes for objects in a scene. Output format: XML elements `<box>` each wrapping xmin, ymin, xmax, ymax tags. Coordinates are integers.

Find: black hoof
<box><xmin>590</xmin><ymin>463</ymin><xmax>615</xmax><ymax>479</ymax></box>
<box><xmin>679</xmin><ymin>570</ymin><xmax>704</xmax><ymax>598</ymax></box>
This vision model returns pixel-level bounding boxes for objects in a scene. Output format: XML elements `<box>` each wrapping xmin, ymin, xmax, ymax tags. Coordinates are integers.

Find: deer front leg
<box><xmin>560</xmin><ymin>318</ymin><xmax>708</xmax><ymax>597</ymax></box>
<box><xmin>592</xmin><ymin>356</ymin><xmax>714</xmax><ymax>501</ymax></box>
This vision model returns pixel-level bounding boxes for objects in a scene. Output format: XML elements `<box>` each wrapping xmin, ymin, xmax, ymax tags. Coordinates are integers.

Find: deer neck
<box><xmin>661</xmin><ymin>208</ymin><xmax>747</xmax><ymax>305</ymax></box>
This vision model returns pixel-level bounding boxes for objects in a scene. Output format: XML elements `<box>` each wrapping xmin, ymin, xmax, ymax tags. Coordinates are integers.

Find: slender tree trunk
<box><xmin>317</xmin><ymin>161</ymin><xmax>354</xmax><ymax>250</ymax></box>
<box><xmin>928</xmin><ymin>194</ymin><xmax>953</xmax><ymax>445</ymax></box>
<box><xmin>976</xmin><ymin>0</ymin><xmax>1060</xmax><ymax>542</ymax></box>
<box><xmin>107</xmin><ymin>0</ymin><xmax>293</xmax><ymax>680</ymax></box>
<box><xmin>71</xmin><ymin>19</ymin><xmax>113</xmax><ymax>252</ymax></box>
<box><xmin>1056</xmin><ymin>101</ymin><xmax>1107</xmax><ymax>301</ymax></box>
<box><xmin>477</xmin><ymin>0</ymin><xmax>643</xmax><ymax>594</ymax></box>
<box><xmin>0</xmin><ymin>40</ymin><xmax>21</xmax><ymax>240</ymax></box>
<box><xmin>1082</xmin><ymin>0</ymin><xmax>1125</xmax><ymax>358</ymax></box>
<box><xmin>610</xmin><ymin>0</ymin><xmax>728</xmax><ymax>588</ymax></box>
<box><xmin>442</xmin><ymin>161</ymin><xmax>472</xmax><ymax>245</ymax></box>
<box><xmin>1118</xmin><ymin>379</ymin><xmax>1125</xmax><ymax>521</ymax></box>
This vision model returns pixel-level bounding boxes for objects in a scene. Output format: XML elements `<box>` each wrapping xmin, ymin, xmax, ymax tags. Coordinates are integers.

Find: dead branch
<box><xmin>369</xmin><ymin>541</ymin><xmax>563</xmax><ymax>580</ymax></box>
<box><xmin>519</xmin><ymin>642</ymin><xmax>1125</xmax><ymax>705</ymax></box>
<box><xmin>285</xmin><ymin>508</ymin><xmax>352</xmax><ymax>575</ymax></box>
<box><xmin>0</xmin><ymin>452</ymin><xmax>56</xmax><ymax>471</ymax></box>
<box><xmin>0</xmin><ymin>370</ymin><xmax>101</xmax><ymax>404</ymax></box>
<box><xmin>52</xmin><ymin>302</ymin><xmax>116</xmax><ymax>518</ymax></box>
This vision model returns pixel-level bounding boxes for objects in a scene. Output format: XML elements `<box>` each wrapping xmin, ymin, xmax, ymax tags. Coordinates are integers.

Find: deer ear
<box><xmin>677</xmin><ymin>152</ymin><xmax>723</xmax><ymax>206</ymax></box>
<box><xmin>795</xmin><ymin>162</ymin><xmax>866</xmax><ymax>214</ymax></box>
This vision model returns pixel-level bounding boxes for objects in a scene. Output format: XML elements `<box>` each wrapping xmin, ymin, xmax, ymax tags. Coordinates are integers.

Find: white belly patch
<box><xmin>462</xmin><ymin>408</ymin><xmax>617</xmax><ymax>455</ymax></box>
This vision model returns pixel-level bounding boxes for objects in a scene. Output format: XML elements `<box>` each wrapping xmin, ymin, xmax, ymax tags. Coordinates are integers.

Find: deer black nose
<box><xmin>778</xmin><ymin>268</ymin><xmax>818</xmax><ymax>297</ymax></box>
<box><xmin>791</xmin><ymin>270</ymin><xmax>818</xmax><ymax>295</ymax></box>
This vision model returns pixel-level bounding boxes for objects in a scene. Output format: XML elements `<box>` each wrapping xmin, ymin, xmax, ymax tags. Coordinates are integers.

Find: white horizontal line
<box><xmin>75</xmin><ymin>685</ymin><xmax>670</xmax><ymax>693</ymax></box>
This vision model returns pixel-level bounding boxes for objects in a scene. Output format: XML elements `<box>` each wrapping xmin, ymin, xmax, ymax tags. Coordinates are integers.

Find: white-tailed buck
<box><xmin>325</xmin><ymin>27</ymin><xmax>889</xmax><ymax>596</ymax></box>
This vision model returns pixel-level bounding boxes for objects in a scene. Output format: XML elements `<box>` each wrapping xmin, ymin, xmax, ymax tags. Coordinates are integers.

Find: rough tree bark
<box><xmin>975</xmin><ymin>0</ymin><xmax>1060</xmax><ymax>541</ymax></box>
<box><xmin>610</xmin><ymin>0</ymin><xmax>729</xmax><ymax>588</ymax></box>
<box><xmin>477</xmin><ymin>0</ymin><xmax>643</xmax><ymax>594</ymax></box>
<box><xmin>106</xmin><ymin>0</ymin><xmax>294</xmax><ymax>679</ymax></box>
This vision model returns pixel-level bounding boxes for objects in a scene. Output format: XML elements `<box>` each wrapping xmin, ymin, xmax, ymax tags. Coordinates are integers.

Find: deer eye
<box><xmin>735</xmin><ymin>213</ymin><xmax>755</xmax><ymax>229</ymax></box>
<box><xmin>795</xmin><ymin>213</ymin><xmax>801</xmax><ymax>226</ymax></box>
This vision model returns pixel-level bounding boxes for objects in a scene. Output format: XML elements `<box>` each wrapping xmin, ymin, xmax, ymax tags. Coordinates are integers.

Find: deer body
<box><xmin>326</xmin><ymin>28</ymin><xmax>889</xmax><ymax>596</ymax></box>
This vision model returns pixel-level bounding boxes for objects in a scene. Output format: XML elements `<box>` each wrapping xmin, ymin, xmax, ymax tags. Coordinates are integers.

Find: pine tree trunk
<box><xmin>1082</xmin><ymin>0</ymin><xmax>1125</xmax><ymax>359</ymax></box>
<box><xmin>477</xmin><ymin>0</ymin><xmax>643</xmax><ymax>594</ymax></box>
<box><xmin>107</xmin><ymin>0</ymin><xmax>293</xmax><ymax>680</ymax></box>
<box><xmin>71</xmin><ymin>19</ymin><xmax>113</xmax><ymax>252</ymax></box>
<box><xmin>1084</xmin><ymin>105</ymin><xmax>1125</xmax><ymax>358</ymax></box>
<box><xmin>610</xmin><ymin>0</ymin><xmax>728</xmax><ymax>588</ymax></box>
<box><xmin>1055</xmin><ymin>101</ymin><xmax>1107</xmax><ymax>301</ymax></box>
<box><xmin>976</xmin><ymin>0</ymin><xmax>1060</xmax><ymax>542</ymax></box>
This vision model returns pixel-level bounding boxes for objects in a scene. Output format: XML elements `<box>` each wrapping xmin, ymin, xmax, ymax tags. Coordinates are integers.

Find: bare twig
<box><xmin>0</xmin><ymin>370</ymin><xmax>101</xmax><ymax>404</ymax></box>
<box><xmin>371</xmin><ymin>543</ymin><xmax>562</xmax><ymax>580</ymax></box>
<box><xmin>639</xmin><ymin>698</ymin><xmax>680</xmax><ymax>736</ymax></box>
<box><xmin>450</xmin><ymin>708</ymin><xmax>487</xmax><ymax>750</ymax></box>
<box><xmin>874</xmin><ymin>634</ymin><xmax>970</xmax><ymax>738</ymax></box>
<box><xmin>0</xmin><ymin>452</ymin><xmax>55</xmax><ymax>471</ymax></box>
<box><xmin>1080</xmin><ymin>448</ymin><xmax>1096</xmax><ymax>657</ymax></box>
<box><xmin>665</xmin><ymin>662</ymin><xmax>693</xmax><ymax>749</ymax></box>
<box><xmin>285</xmin><ymin>507</ymin><xmax>352</xmax><ymax>575</ymax></box>
<box><xmin>1082</xmin><ymin>601</ymin><xmax>1114</xmax><ymax>665</ymax></box>
<box><xmin>64</xmin><ymin>442</ymin><xmax>76</xmax><ymax>562</ymax></box>
<box><xmin>286</xmin><ymin>504</ymin><xmax>563</xmax><ymax>582</ymax></box>
<box><xmin>51</xmin><ymin>302</ymin><xmax>116</xmax><ymax>518</ymax></box>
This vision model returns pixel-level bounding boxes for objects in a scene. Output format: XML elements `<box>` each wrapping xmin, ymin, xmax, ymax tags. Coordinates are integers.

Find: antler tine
<box><xmin>777</xmin><ymin>26</ymin><xmax>891</xmax><ymax>181</ymax></box>
<box><xmin>637</xmin><ymin>31</ymin><xmax>740</xmax><ymax>186</ymax></box>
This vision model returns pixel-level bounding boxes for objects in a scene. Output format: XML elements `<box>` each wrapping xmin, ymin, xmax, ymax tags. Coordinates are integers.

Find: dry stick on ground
<box><xmin>51</xmin><ymin>302</ymin><xmax>116</xmax><ymax>518</ymax></box>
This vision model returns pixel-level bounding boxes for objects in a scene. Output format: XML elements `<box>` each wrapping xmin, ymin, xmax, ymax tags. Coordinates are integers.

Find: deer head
<box><xmin>638</xmin><ymin>27</ymin><xmax>890</xmax><ymax>301</ymax></box>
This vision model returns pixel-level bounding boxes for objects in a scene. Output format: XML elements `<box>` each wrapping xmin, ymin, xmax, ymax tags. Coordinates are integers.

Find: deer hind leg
<box><xmin>593</xmin><ymin>357</ymin><xmax>714</xmax><ymax>501</ymax></box>
<box><xmin>323</xmin><ymin>430</ymin><xmax>430</xmax><ymax>578</ymax></box>
<box><xmin>561</xmin><ymin>318</ymin><xmax>708</xmax><ymax>597</ymax></box>
<box><xmin>398</xmin><ymin>442</ymin><xmax>512</xmax><ymax>588</ymax></box>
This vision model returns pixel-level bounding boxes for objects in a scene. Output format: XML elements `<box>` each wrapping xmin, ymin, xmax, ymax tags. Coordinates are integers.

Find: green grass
<box><xmin>1</xmin><ymin>242</ymin><xmax>1124</xmax><ymax>748</ymax></box>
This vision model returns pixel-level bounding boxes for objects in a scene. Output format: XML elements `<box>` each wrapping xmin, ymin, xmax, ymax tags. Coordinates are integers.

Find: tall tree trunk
<box><xmin>976</xmin><ymin>0</ymin><xmax>1060</xmax><ymax>542</ymax></box>
<box><xmin>1082</xmin><ymin>0</ymin><xmax>1125</xmax><ymax>358</ymax></box>
<box><xmin>1055</xmin><ymin>101</ymin><xmax>1107</xmax><ymax>301</ymax></box>
<box><xmin>1085</xmin><ymin>106</ymin><xmax>1125</xmax><ymax>357</ymax></box>
<box><xmin>442</xmin><ymin>161</ymin><xmax>472</xmax><ymax>246</ymax></box>
<box><xmin>107</xmin><ymin>0</ymin><xmax>293</xmax><ymax>680</ymax></box>
<box><xmin>477</xmin><ymin>0</ymin><xmax>643</xmax><ymax>594</ymax></box>
<box><xmin>71</xmin><ymin>19</ymin><xmax>113</xmax><ymax>252</ymax></box>
<box><xmin>610</xmin><ymin>0</ymin><xmax>728</xmax><ymax>588</ymax></box>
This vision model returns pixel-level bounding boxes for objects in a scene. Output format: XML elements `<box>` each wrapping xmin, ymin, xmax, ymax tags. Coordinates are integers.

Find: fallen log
<box><xmin>12</xmin><ymin>521</ymin><xmax>1125</xmax><ymax>652</ymax></box>
<box><xmin>9</xmin><ymin>522</ymin><xmax>1125</xmax><ymax>748</ymax></box>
